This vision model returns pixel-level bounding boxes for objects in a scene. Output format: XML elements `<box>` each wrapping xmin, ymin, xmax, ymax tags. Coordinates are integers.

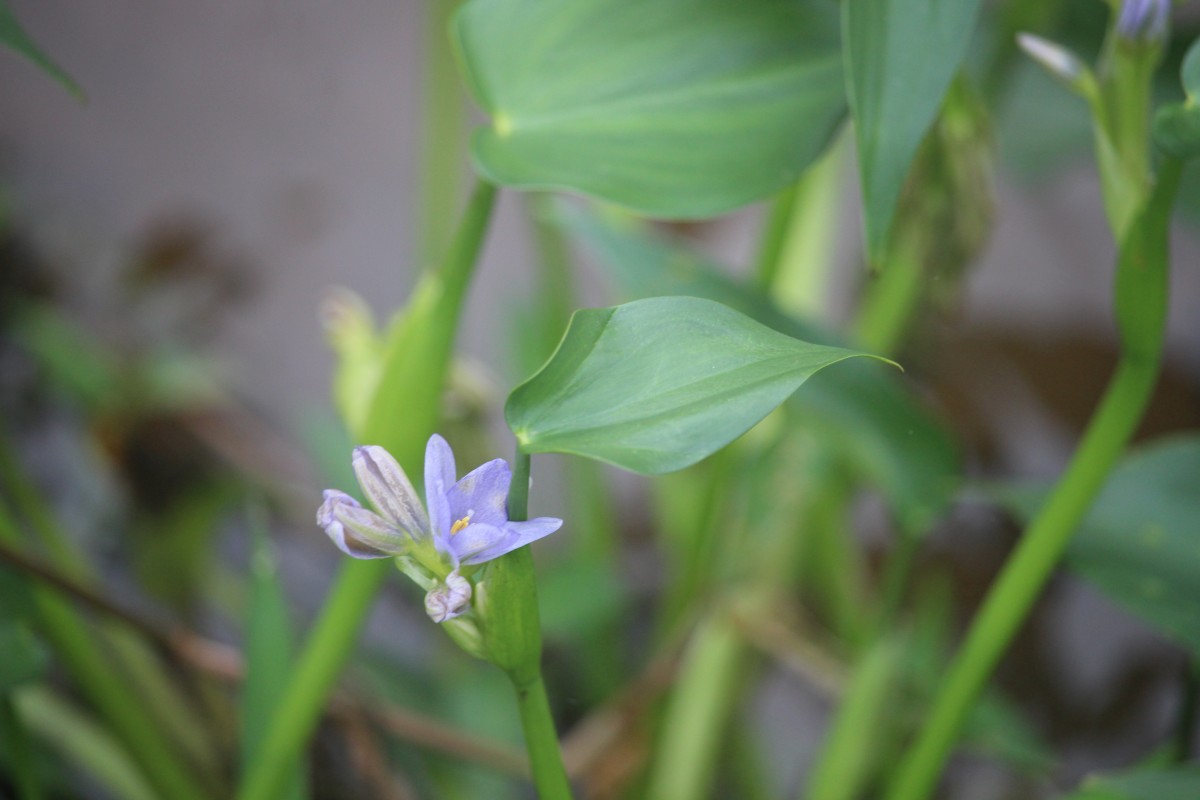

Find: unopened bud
<box><xmin>1017</xmin><ymin>33</ymin><xmax>1094</xmax><ymax>96</ymax></box>
<box><xmin>424</xmin><ymin>571</ymin><xmax>472</xmax><ymax>623</ymax></box>
<box><xmin>1116</xmin><ymin>0</ymin><xmax>1169</xmax><ymax>46</ymax></box>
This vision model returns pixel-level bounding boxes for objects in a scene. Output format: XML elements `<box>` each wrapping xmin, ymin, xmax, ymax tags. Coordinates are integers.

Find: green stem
<box><xmin>885</xmin><ymin>161</ymin><xmax>1179</xmax><ymax>797</ymax></box>
<box><xmin>887</xmin><ymin>364</ymin><xmax>1161</xmax><ymax>798</ymax></box>
<box><xmin>509</xmin><ymin>449</ymin><xmax>530</xmax><ymax>521</ymax></box>
<box><xmin>237</xmin><ymin>181</ymin><xmax>497</xmax><ymax>800</ymax></box>
<box><xmin>513</xmin><ymin>675</ymin><xmax>573</xmax><ymax>800</ymax></box>
<box><xmin>0</xmin><ymin>501</ymin><xmax>206</xmax><ymax>800</ymax></box>
<box><xmin>503</xmin><ymin>448</ymin><xmax>573</xmax><ymax>800</ymax></box>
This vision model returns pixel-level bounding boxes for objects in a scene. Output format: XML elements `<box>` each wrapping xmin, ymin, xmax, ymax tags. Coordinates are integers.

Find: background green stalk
<box><xmin>15</xmin><ymin>686</ymin><xmax>157</xmax><ymax>800</ymax></box>
<box><xmin>797</xmin><ymin>78</ymin><xmax>994</xmax><ymax>793</ymax></box>
<box><xmin>643</xmin><ymin>158</ymin><xmax>856</xmax><ymax>796</ymax></box>
<box><xmin>0</xmin><ymin>429</ymin><xmax>222</xmax><ymax>778</ymax></box>
<box><xmin>645</xmin><ymin>610</ymin><xmax>746</xmax><ymax>800</ymax></box>
<box><xmin>885</xmin><ymin>159</ymin><xmax>1182</xmax><ymax>800</ymax></box>
<box><xmin>237</xmin><ymin>181</ymin><xmax>497</xmax><ymax>800</ymax></box>
<box><xmin>754</xmin><ymin>138</ymin><xmax>845</xmax><ymax>321</ymax></box>
<box><xmin>0</xmin><ymin>499</ymin><xmax>206</xmax><ymax>800</ymax></box>
<box><xmin>418</xmin><ymin>0</ymin><xmax>468</xmax><ymax>265</ymax></box>
<box><xmin>0</xmin><ymin>694</ymin><xmax>41</xmax><ymax>800</ymax></box>
<box><xmin>804</xmin><ymin>636</ymin><xmax>903</xmax><ymax>800</ymax></box>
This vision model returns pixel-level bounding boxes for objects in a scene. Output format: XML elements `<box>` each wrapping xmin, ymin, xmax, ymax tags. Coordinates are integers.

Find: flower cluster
<box><xmin>317</xmin><ymin>434</ymin><xmax>562</xmax><ymax>622</ymax></box>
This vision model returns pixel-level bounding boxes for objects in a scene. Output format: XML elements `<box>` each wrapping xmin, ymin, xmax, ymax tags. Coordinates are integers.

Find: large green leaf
<box><xmin>1063</xmin><ymin>766</ymin><xmax>1200</xmax><ymax>800</ymax></box>
<box><xmin>453</xmin><ymin>0</ymin><xmax>845</xmax><ymax>218</ymax></box>
<box><xmin>560</xmin><ymin>206</ymin><xmax>958</xmax><ymax>530</ymax></box>
<box><xmin>506</xmin><ymin>296</ymin><xmax>886</xmax><ymax>474</ymax></box>
<box><xmin>0</xmin><ymin>0</ymin><xmax>83</xmax><ymax>99</ymax></box>
<box><xmin>844</xmin><ymin>0</ymin><xmax>982</xmax><ymax>261</ymax></box>
<box><xmin>998</xmin><ymin>435</ymin><xmax>1200</xmax><ymax>658</ymax></box>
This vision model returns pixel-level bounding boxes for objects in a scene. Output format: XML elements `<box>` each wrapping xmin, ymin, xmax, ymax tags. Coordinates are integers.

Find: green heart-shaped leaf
<box><xmin>506</xmin><ymin>296</ymin><xmax>889</xmax><ymax>474</ymax></box>
<box><xmin>558</xmin><ymin>205</ymin><xmax>958</xmax><ymax>531</ymax></box>
<box><xmin>454</xmin><ymin>0</ymin><xmax>845</xmax><ymax>218</ymax></box>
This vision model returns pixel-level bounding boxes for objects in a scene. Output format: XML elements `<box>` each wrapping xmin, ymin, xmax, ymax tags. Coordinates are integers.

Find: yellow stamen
<box><xmin>450</xmin><ymin>515</ymin><xmax>471</xmax><ymax>535</ymax></box>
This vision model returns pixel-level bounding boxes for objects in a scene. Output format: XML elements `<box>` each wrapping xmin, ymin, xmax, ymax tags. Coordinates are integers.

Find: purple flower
<box><xmin>316</xmin><ymin>435</ymin><xmax>563</xmax><ymax>621</ymax></box>
<box><xmin>423</xmin><ymin>434</ymin><xmax>562</xmax><ymax>568</ymax></box>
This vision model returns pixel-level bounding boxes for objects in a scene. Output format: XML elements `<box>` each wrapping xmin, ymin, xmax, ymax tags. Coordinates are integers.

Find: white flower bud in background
<box><xmin>1017</xmin><ymin>33</ymin><xmax>1096</xmax><ymax>97</ymax></box>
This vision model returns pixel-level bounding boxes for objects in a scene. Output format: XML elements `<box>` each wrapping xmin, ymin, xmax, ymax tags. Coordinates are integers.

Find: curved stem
<box><xmin>885</xmin><ymin>162</ymin><xmax>1181</xmax><ymax>800</ymax></box>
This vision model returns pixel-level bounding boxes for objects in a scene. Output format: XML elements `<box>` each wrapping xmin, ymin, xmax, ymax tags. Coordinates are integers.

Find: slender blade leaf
<box><xmin>1063</xmin><ymin>766</ymin><xmax>1200</xmax><ymax>800</ymax></box>
<box><xmin>844</xmin><ymin>0</ymin><xmax>982</xmax><ymax>260</ymax></box>
<box><xmin>0</xmin><ymin>0</ymin><xmax>84</xmax><ymax>99</ymax></box>
<box><xmin>241</xmin><ymin>526</ymin><xmax>307</xmax><ymax>800</ymax></box>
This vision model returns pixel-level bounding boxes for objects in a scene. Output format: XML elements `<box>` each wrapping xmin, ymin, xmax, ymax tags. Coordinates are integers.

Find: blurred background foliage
<box><xmin>1</xmin><ymin>0</ymin><xmax>1199</xmax><ymax>798</ymax></box>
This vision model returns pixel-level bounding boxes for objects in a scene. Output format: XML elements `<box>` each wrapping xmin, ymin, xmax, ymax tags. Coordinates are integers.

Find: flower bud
<box><xmin>424</xmin><ymin>571</ymin><xmax>472</xmax><ymax>623</ymax></box>
<box><xmin>1017</xmin><ymin>34</ymin><xmax>1091</xmax><ymax>91</ymax></box>
<box><xmin>1116</xmin><ymin>0</ymin><xmax>1169</xmax><ymax>46</ymax></box>
<box><xmin>317</xmin><ymin>490</ymin><xmax>408</xmax><ymax>559</ymax></box>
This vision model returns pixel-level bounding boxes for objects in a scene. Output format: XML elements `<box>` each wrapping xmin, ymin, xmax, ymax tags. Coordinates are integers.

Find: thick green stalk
<box><xmin>237</xmin><ymin>181</ymin><xmax>497</xmax><ymax>800</ymax></box>
<box><xmin>0</xmin><ymin>501</ymin><xmax>206</xmax><ymax>800</ymax></box>
<box><xmin>885</xmin><ymin>162</ymin><xmax>1181</xmax><ymax>800</ymax></box>
<box><xmin>513</xmin><ymin>675</ymin><xmax>572</xmax><ymax>800</ymax></box>
<box><xmin>418</xmin><ymin>0</ymin><xmax>468</xmax><ymax>265</ymax></box>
